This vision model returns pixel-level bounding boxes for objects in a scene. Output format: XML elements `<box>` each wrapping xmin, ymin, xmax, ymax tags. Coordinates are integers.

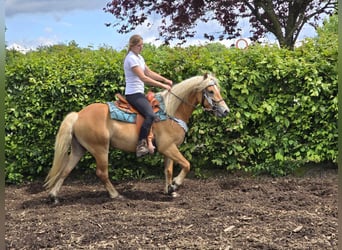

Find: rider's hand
<box><xmin>163</xmin><ymin>84</ymin><xmax>172</xmax><ymax>91</ymax></box>
<box><xmin>164</xmin><ymin>79</ymin><xmax>173</xmax><ymax>86</ymax></box>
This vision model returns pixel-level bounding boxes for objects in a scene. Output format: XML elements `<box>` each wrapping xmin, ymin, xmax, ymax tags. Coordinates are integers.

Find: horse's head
<box><xmin>200</xmin><ymin>73</ymin><xmax>230</xmax><ymax>117</ymax></box>
<box><xmin>161</xmin><ymin>73</ymin><xmax>229</xmax><ymax>118</ymax></box>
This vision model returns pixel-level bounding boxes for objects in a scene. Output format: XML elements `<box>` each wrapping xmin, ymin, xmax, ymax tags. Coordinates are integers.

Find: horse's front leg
<box><xmin>164</xmin><ymin>157</ymin><xmax>175</xmax><ymax>195</ymax></box>
<box><xmin>162</xmin><ymin>145</ymin><xmax>191</xmax><ymax>197</ymax></box>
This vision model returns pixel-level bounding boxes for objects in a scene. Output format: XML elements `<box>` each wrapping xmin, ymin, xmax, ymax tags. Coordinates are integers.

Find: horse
<box><xmin>44</xmin><ymin>73</ymin><xmax>229</xmax><ymax>203</ymax></box>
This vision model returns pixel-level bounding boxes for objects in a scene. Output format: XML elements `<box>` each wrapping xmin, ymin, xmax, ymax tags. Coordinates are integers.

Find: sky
<box><xmin>5</xmin><ymin>0</ymin><xmax>134</xmax><ymax>51</ymax></box>
<box><xmin>5</xmin><ymin>0</ymin><xmax>320</xmax><ymax>53</ymax></box>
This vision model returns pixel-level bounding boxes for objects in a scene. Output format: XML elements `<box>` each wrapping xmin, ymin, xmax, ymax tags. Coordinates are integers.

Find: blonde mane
<box><xmin>159</xmin><ymin>74</ymin><xmax>218</xmax><ymax>117</ymax></box>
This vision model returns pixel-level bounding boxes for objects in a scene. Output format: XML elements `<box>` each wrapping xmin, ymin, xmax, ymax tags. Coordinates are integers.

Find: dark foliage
<box><xmin>104</xmin><ymin>0</ymin><xmax>337</xmax><ymax>49</ymax></box>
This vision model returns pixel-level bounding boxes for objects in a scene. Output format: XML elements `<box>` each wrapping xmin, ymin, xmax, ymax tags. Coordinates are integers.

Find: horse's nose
<box><xmin>217</xmin><ymin>107</ymin><xmax>229</xmax><ymax>117</ymax></box>
<box><xmin>222</xmin><ymin>109</ymin><xmax>229</xmax><ymax>117</ymax></box>
<box><xmin>217</xmin><ymin>102</ymin><xmax>229</xmax><ymax>117</ymax></box>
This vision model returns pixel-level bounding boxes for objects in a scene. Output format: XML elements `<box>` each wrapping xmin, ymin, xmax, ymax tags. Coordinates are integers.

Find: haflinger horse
<box><xmin>44</xmin><ymin>73</ymin><xmax>229</xmax><ymax>203</ymax></box>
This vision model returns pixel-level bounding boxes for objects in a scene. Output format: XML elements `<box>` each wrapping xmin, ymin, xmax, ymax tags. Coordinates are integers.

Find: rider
<box><xmin>124</xmin><ymin>34</ymin><xmax>173</xmax><ymax>157</ymax></box>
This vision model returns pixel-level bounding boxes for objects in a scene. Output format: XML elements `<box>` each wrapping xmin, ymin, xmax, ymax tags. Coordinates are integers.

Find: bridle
<box><xmin>201</xmin><ymin>81</ymin><xmax>225</xmax><ymax>113</ymax></box>
<box><xmin>169</xmin><ymin>80</ymin><xmax>224</xmax><ymax>113</ymax></box>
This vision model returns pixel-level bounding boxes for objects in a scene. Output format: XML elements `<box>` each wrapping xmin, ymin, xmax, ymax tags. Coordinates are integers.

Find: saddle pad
<box><xmin>107</xmin><ymin>93</ymin><xmax>168</xmax><ymax>123</ymax></box>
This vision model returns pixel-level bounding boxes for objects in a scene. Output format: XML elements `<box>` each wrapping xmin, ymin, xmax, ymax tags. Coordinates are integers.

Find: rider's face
<box><xmin>131</xmin><ymin>41</ymin><xmax>144</xmax><ymax>54</ymax></box>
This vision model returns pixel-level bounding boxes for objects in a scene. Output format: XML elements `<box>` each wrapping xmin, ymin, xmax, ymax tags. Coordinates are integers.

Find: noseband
<box><xmin>168</xmin><ymin>79</ymin><xmax>223</xmax><ymax>111</ymax></box>
<box><xmin>201</xmin><ymin>82</ymin><xmax>225</xmax><ymax>112</ymax></box>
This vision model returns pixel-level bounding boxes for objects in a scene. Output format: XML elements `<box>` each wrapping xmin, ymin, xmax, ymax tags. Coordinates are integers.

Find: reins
<box><xmin>167</xmin><ymin>80</ymin><xmax>218</xmax><ymax>110</ymax></box>
<box><xmin>171</xmin><ymin>82</ymin><xmax>225</xmax><ymax>115</ymax></box>
<box><xmin>168</xmin><ymin>90</ymin><xmax>197</xmax><ymax>109</ymax></box>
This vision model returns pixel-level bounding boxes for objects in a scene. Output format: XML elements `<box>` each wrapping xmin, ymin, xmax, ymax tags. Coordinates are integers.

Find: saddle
<box><xmin>114</xmin><ymin>91</ymin><xmax>161</xmax><ymax>154</ymax></box>
<box><xmin>114</xmin><ymin>91</ymin><xmax>161</xmax><ymax>114</ymax></box>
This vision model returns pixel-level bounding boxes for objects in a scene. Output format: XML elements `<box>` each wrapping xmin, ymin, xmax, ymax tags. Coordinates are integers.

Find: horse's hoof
<box><xmin>167</xmin><ymin>183</ymin><xmax>179</xmax><ymax>195</ymax></box>
<box><xmin>48</xmin><ymin>195</ymin><xmax>59</xmax><ymax>205</ymax></box>
<box><xmin>116</xmin><ymin>195</ymin><xmax>126</xmax><ymax>200</ymax></box>
<box><xmin>171</xmin><ymin>192</ymin><xmax>180</xmax><ymax>198</ymax></box>
<box><xmin>110</xmin><ymin>194</ymin><xmax>126</xmax><ymax>200</ymax></box>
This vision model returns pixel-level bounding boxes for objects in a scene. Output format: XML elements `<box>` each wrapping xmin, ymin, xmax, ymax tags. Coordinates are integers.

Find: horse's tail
<box><xmin>44</xmin><ymin>112</ymin><xmax>79</xmax><ymax>191</ymax></box>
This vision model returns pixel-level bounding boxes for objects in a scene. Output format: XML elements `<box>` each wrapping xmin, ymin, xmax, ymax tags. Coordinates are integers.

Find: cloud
<box><xmin>5</xmin><ymin>0</ymin><xmax>108</xmax><ymax>17</ymax></box>
<box><xmin>6</xmin><ymin>43</ymin><xmax>31</xmax><ymax>53</ymax></box>
<box><xmin>36</xmin><ymin>35</ymin><xmax>59</xmax><ymax>46</ymax></box>
<box><xmin>7</xmin><ymin>35</ymin><xmax>59</xmax><ymax>53</ymax></box>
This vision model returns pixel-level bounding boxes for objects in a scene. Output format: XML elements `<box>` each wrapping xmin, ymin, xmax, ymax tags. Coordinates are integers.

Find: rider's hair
<box><xmin>128</xmin><ymin>34</ymin><xmax>143</xmax><ymax>52</ymax></box>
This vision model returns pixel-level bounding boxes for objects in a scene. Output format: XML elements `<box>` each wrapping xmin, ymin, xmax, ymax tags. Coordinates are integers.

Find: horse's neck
<box><xmin>174</xmin><ymin>91</ymin><xmax>201</xmax><ymax>122</ymax></box>
<box><xmin>174</xmin><ymin>102</ymin><xmax>196</xmax><ymax>123</ymax></box>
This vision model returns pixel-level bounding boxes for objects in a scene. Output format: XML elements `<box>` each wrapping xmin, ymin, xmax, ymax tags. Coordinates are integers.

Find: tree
<box><xmin>104</xmin><ymin>0</ymin><xmax>337</xmax><ymax>49</ymax></box>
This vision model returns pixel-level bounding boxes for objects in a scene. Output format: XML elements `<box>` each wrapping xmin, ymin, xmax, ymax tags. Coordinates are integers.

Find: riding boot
<box><xmin>136</xmin><ymin>139</ymin><xmax>149</xmax><ymax>157</ymax></box>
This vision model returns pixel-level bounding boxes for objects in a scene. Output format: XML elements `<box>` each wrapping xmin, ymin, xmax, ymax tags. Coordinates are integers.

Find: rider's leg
<box><xmin>126</xmin><ymin>93</ymin><xmax>155</xmax><ymax>157</ymax></box>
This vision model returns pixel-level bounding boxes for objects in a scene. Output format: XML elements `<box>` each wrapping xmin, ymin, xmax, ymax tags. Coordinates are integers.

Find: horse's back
<box><xmin>74</xmin><ymin>103</ymin><xmax>138</xmax><ymax>152</ymax></box>
<box><xmin>73</xmin><ymin>103</ymin><xmax>111</xmax><ymax>143</ymax></box>
<box><xmin>77</xmin><ymin>102</ymin><xmax>106</xmax><ymax>119</ymax></box>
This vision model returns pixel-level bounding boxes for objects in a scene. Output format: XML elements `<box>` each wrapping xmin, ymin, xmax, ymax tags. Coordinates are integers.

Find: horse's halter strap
<box><xmin>201</xmin><ymin>81</ymin><xmax>225</xmax><ymax>112</ymax></box>
<box><xmin>167</xmin><ymin>79</ymin><xmax>224</xmax><ymax>132</ymax></box>
<box><xmin>169</xmin><ymin>90</ymin><xmax>197</xmax><ymax>109</ymax></box>
<box><xmin>169</xmin><ymin>79</ymin><xmax>223</xmax><ymax>111</ymax></box>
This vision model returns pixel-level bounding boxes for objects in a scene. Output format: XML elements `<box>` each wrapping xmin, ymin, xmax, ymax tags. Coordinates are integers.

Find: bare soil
<box><xmin>5</xmin><ymin>167</ymin><xmax>337</xmax><ymax>249</ymax></box>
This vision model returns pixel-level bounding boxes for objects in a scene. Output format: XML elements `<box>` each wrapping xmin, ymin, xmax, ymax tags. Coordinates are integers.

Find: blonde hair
<box><xmin>128</xmin><ymin>34</ymin><xmax>143</xmax><ymax>51</ymax></box>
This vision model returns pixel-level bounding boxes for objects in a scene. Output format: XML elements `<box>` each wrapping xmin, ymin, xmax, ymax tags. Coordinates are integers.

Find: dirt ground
<box><xmin>5</xmin><ymin>167</ymin><xmax>337</xmax><ymax>249</ymax></box>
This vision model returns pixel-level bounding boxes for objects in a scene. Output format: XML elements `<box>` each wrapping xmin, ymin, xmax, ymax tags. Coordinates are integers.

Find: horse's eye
<box><xmin>208</xmin><ymin>90</ymin><xmax>214</xmax><ymax>95</ymax></box>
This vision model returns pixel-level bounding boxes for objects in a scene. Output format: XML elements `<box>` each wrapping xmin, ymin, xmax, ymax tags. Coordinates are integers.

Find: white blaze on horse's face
<box><xmin>202</xmin><ymin>79</ymin><xmax>230</xmax><ymax>117</ymax></box>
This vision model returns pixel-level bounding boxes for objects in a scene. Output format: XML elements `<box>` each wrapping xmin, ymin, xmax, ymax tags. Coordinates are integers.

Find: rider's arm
<box><xmin>145</xmin><ymin>66</ymin><xmax>173</xmax><ymax>86</ymax></box>
<box><xmin>132</xmin><ymin>66</ymin><xmax>171</xmax><ymax>90</ymax></box>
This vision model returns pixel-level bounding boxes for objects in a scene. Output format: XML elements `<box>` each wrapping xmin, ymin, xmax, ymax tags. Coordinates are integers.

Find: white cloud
<box><xmin>5</xmin><ymin>0</ymin><xmax>108</xmax><ymax>17</ymax></box>
<box><xmin>7</xmin><ymin>35</ymin><xmax>60</xmax><ymax>53</ymax></box>
<box><xmin>36</xmin><ymin>36</ymin><xmax>59</xmax><ymax>46</ymax></box>
<box><xmin>6</xmin><ymin>43</ymin><xmax>32</xmax><ymax>53</ymax></box>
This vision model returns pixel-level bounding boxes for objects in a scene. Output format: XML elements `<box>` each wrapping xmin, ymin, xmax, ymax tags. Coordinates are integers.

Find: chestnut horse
<box><xmin>44</xmin><ymin>73</ymin><xmax>229</xmax><ymax>203</ymax></box>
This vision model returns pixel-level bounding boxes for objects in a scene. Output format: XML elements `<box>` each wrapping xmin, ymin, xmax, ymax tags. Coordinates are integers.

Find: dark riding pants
<box><xmin>126</xmin><ymin>93</ymin><xmax>155</xmax><ymax>141</ymax></box>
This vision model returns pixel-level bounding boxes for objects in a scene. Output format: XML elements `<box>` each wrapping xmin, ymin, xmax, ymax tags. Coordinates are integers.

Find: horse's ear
<box><xmin>203</xmin><ymin>73</ymin><xmax>209</xmax><ymax>79</ymax></box>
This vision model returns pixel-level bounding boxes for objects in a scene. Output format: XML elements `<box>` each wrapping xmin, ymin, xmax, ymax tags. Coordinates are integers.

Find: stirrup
<box><xmin>136</xmin><ymin>139</ymin><xmax>149</xmax><ymax>157</ymax></box>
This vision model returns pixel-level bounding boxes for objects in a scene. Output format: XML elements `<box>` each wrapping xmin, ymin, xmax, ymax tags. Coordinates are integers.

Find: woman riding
<box><xmin>124</xmin><ymin>34</ymin><xmax>173</xmax><ymax>157</ymax></box>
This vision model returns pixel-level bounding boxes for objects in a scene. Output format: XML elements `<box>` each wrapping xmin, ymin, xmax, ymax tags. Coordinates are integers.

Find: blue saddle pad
<box><xmin>107</xmin><ymin>93</ymin><xmax>168</xmax><ymax>123</ymax></box>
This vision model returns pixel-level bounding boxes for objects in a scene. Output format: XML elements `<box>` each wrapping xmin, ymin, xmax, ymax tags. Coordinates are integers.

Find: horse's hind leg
<box><xmin>93</xmin><ymin>151</ymin><xmax>121</xmax><ymax>199</ymax></box>
<box><xmin>49</xmin><ymin>138</ymin><xmax>85</xmax><ymax>202</ymax></box>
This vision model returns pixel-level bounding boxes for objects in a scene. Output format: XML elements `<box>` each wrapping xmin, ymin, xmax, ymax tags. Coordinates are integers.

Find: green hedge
<box><xmin>5</xmin><ymin>36</ymin><xmax>337</xmax><ymax>183</ymax></box>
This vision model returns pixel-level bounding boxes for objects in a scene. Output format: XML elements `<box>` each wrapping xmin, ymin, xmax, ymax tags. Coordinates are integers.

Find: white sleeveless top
<box><xmin>124</xmin><ymin>51</ymin><xmax>146</xmax><ymax>95</ymax></box>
